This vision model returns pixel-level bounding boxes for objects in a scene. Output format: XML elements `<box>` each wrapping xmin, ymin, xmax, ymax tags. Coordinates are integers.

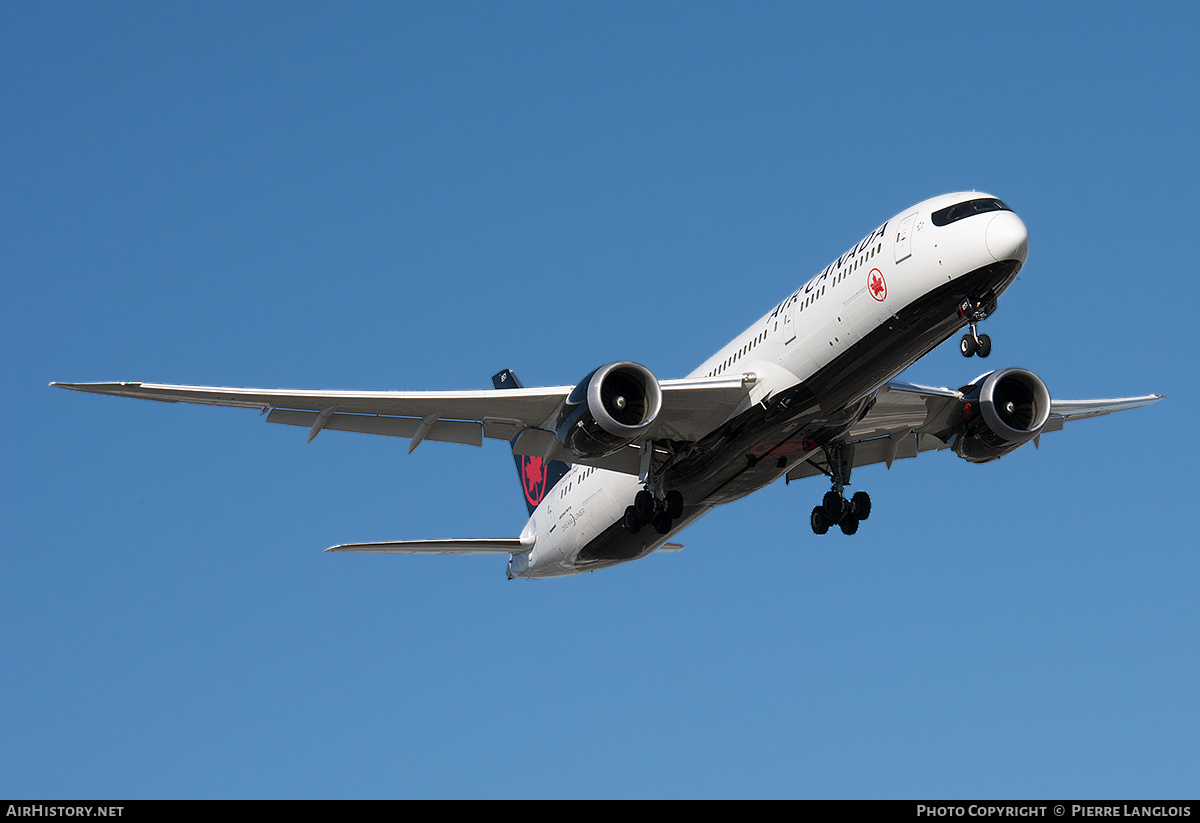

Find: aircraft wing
<box><xmin>50</xmin><ymin>376</ymin><xmax>751</xmax><ymax>472</ymax></box>
<box><xmin>785</xmin><ymin>380</ymin><xmax>1163</xmax><ymax>482</ymax></box>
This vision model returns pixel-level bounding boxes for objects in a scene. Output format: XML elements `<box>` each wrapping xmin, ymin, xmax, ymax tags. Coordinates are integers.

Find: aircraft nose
<box><xmin>986</xmin><ymin>211</ymin><xmax>1029</xmax><ymax>263</ymax></box>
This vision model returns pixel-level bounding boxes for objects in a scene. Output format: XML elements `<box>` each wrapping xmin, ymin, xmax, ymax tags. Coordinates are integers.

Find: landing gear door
<box><xmin>894</xmin><ymin>211</ymin><xmax>917</xmax><ymax>264</ymax></box>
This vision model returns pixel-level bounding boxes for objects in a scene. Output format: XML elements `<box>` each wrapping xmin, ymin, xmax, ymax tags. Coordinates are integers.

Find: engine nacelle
<box><xmin>952</xmin><ymin>368</ymin><xmax>1052</xmax><ymax>463</ymax></box>
<box><xmin>555</xmin><ymin>361</ymin><xmax>662</xmax><ymax>458</ymax></box>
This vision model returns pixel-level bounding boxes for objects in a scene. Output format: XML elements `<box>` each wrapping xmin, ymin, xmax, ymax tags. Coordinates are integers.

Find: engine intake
<box><xmin>953</xmin><ymin>368</ymin><xmax>1052</xmax><ymax>463</ymax></box>
<box><xmin>556</xmin><ymin>362</ymin><xmax>662</xmax><ymax>458</ymax></box>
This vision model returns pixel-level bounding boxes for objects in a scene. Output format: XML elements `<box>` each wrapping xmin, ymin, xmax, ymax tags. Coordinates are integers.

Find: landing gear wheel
<box><xmin>960</xmin><ymin>334</ymin><xmax>978</xmax><ymax>357</ymax></box>
<box><xmin>622</xmin><ymin>506</ymin><xmax>642</xmax><ymax>534</ymax></box>
<box><xmin>634</xmin><ymin>490</ymin><xmax>656</xmax><ymax>522</ymax></box>
<box><xmin>823</xmin><ymin>490</ymin><xmax>845</xmax><ymax>521</ymax></box>
<box><xmin>851</xmin><ymin>491</ymin><xmax>872</xmax><ymax>521</ymax></box>
<box><xmin>665</xmin><ymin>490</ymin><xmax>684</xmax><ymax>519</ymax></box>
<box><xmin>976</xmin><ymin>334</ymin><xmax>992</xmax><ymax>358</ymax></box>
<box><xmin>810</xmin><ymin>506</ymin><xmax>830</xmax><ymax>535</ymax></box>
<box><xmin>839</xmin><ymin>514</ymin><xmax>860</xmax><ymax>535</ymax></box>
<box><xmin>652</xmin><ymin>511</ymin><xmax>673</xmax><ymax>535</ymax></box>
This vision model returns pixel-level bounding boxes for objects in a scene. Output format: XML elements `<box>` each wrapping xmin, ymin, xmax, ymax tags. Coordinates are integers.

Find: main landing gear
<box><xmin>958</xmin><ymin>296</ymin><xmax>994</xmax><ymax>358</ymax></box>
<box><xmin>623</xmin><ymin>439</ymin><xmax>683</xmax><ymax>536</ymax></box>
<box><xmin>809</xmin><ymin>441</ymin><xmax>871</xmax><ymax>536</ymax></box>
<box><xmin>623</xmin><ymin>488</ymin><xmax>684</xmax><ymax>536</ymax></box>
<box><xmin>810</xmin><ymin>490</ymin><xmax>871</xmax><ymax>536</ymax></box>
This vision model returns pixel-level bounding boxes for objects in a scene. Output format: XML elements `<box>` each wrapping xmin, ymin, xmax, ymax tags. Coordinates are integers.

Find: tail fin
<box><xmin>493</xmin><ymin>369</ymin><xmax>572</xmax><ymax>515</ymax></box>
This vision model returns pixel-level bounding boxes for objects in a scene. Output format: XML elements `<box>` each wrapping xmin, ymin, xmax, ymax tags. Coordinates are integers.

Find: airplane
<box><xmin>53</xmin><ymin>192</ymin><xmax>1162</xmax><ymax>579</ymax></box>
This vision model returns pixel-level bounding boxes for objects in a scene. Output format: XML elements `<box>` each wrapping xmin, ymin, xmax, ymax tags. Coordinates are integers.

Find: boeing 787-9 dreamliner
<box><xmin>54</xmin><ymin>193</ymin><xmax>1162</xmax><ymax>578</ymax></box>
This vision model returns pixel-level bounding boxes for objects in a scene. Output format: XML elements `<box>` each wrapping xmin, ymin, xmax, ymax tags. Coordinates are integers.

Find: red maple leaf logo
<box><xmin>521</xmin><ymin>455</ymin><xmax>547</xmax><ymax>505</ymax></box>
<box><xmin>868</xmin><ymin>268</ymin><xmax>887</xmax><ymax>301</ymax></box>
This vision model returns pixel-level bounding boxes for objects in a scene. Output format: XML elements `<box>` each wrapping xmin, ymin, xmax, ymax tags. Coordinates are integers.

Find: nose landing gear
<box><xmin>958</xmin><ymin>296</ymin><xmax>995</xmax><ymax>358</ymax></box>
<box><xmin>960</xmin><ymin>332</ymin><xmax>991</xmax><ymax>358</ymax></box>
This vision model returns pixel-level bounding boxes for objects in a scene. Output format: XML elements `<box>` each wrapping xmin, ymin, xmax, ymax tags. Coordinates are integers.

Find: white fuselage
<box><xmin>511</xmin><ymin>193</ymin><xmax>1029</xmax><ymax>578</ymax></box>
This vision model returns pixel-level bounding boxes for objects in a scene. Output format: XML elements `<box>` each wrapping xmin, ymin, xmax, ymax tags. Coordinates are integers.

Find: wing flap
<box><xmin>653</xmin><ymin>375</ymin><xmax>752</xmax><ymax>440</ymax></box>
<box><xmin>509</xmin><ymin>426</ymin><xmax>645</xmax><ymax>475</ymax></box>
<box><xmin>265</xmin><ymin>409</ymin><xmax>484</xmax><ymax>446</ymax></box>
<box><xmin>786</xmin><ymin>431</ymin><xmax>943</xmax><ymax>481</ymax></box>
<box><xmin>843</xmin><ymin>380</ymin><xmax>963</xmax><ymax>441</ymax></box>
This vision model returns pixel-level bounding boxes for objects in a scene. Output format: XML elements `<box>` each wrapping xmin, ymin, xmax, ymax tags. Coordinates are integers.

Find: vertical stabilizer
<box><xmin>492</xmin><ymin>370</ymin><xmax>572</xmax><ymax>515</ymax></box>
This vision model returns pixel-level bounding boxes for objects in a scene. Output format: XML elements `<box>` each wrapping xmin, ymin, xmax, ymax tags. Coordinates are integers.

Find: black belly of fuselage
<box><xmin>574</xmin><ymin>259</ymin><xmax>1021</xmax><ymax>568</ymax></box>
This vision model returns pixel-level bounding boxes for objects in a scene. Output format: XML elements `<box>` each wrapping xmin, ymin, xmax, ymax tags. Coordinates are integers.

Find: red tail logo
<box><xmin>520</xmin><ymin>455</ymin><xmax>548</xmax><ymax>507</ymax></box>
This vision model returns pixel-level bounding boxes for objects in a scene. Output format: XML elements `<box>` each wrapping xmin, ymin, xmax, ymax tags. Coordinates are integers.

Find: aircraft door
<box><xmin>781</xmin><ymin>298</ymin><xmax>798</xmax><ymax>344</ymax></box>
<box><xmin>770</xmin><ymin>293</ymin><xmax>799</xmax><ymax>344</ymax></box>
<box><xmin>894</xmin><ymin>211</ymin><xmax>917</xmax><ymax>264</ymax></box>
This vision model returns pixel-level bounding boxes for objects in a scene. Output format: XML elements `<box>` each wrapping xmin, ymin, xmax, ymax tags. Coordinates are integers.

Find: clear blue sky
<box><xmin>3</xmin><ymin>2</ymin><xmax>1195</xmax><ymax>799</ymax></box>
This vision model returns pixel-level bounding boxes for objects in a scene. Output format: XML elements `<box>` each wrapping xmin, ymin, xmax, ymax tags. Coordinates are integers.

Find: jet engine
<box><xmin>555</xmin><ymin>361</ymin><xmax>662</xmax><ymax>458</ymax></box>
<box><xmin>952</xmin><ymin>368</ymin><xmax>1052</xmax><ymax>463</ymax></box>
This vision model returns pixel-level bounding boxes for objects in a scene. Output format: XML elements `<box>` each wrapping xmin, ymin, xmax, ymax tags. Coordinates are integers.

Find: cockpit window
<box><xmin>931</xmin><ymin>198</ymin><xmax>1011</xmax><ymax>227</ymax></box>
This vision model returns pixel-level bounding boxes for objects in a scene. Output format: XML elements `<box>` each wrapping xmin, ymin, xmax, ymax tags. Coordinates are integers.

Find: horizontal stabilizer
<box><xmin>325</xmin><ymin>539</ymin><xmax>524</xmax><ymax>555</ymax></box>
